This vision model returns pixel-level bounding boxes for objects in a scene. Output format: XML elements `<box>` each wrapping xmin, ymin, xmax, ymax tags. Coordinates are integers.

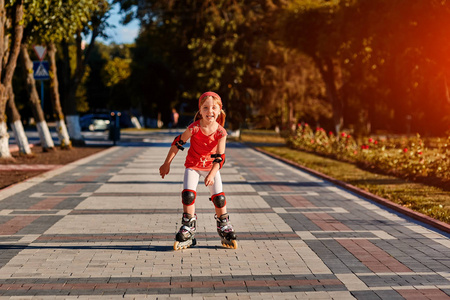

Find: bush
<box><xmin>287</xmin><ymin>125</ymin><xmax>449</xmax><ymax>188</ymax></box>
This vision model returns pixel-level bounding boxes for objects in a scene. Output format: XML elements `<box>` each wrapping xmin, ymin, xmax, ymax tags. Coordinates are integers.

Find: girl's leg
<box><xmin>207</xmin><ymin>171</ymin><xmax>237</xmax><ymax>248</ymax></box>
<box><xmin>215</xmin><ymin>206</ymin><xmax>227</xmax><ymax>216</ymax></box>
<box><xmin>174</xmin><ymin>169</ymin><xmax>201</xmax><ymax>249</ymax></box>
<box><xmin>183</xmin><ymin>168</ymin><xmax>200</xmax><ymax>215</ymax></box>
<box><xmin>206</xmin><ymin>171</ymin><xmax>228</xmax><ymax>215</ymax></box>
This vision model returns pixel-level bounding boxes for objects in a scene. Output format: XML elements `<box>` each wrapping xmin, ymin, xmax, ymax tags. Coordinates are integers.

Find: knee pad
<box><xmin>181</xmin><ymin>189</ymin><xmax>196</xmax><ymax>206</ymax></box>
<box><xmin>211</xmin><ymin>192</ymin><xmax>226</xmax><ymax>208</ymax></box>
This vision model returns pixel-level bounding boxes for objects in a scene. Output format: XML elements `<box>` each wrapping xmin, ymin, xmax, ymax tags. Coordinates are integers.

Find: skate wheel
<box><xmin>173</xmin><ymin>239</ymin><xmax>196</xmax><ymax>251</ymax></box>
<box><xmin>222</xmin><ymin>239</ymin><xmax>238</xmax><ymax>249</ymax></box>
<box><xmin>174</xmin><ymin>241</ymin><xmax>187</xmax><ymax>251</ymax></box>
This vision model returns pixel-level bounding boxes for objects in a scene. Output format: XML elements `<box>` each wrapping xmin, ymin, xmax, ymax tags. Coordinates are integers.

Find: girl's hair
<box><xmin>194</xmin><ymin>93</ymin><xmax>226</xmax><ymax>127</ymax></box>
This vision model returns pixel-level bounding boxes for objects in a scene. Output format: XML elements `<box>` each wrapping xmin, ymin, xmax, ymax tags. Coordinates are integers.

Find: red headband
<box><xmin>199</xmin><ymin>91</ymin><xmax>222</xmax><ymax>109</ymax></box>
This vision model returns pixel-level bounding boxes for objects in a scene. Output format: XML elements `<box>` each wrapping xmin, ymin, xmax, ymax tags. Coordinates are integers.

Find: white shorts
<box><xmin>183</xmin><ymin>168</ymin><xmax>223</xmax><ymax>196</ymax></box>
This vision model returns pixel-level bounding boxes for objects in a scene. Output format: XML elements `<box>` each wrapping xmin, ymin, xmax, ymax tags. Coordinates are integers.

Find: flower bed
<box><xmin>287</xmin><ymin>124</ymin><xmax>450</xmax><ymax>190</ymax></box>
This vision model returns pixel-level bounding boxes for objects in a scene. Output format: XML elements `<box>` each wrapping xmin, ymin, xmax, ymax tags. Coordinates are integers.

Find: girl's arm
<box><xmin>159</xmin><ymin>129</ymin><xmax>192</xmax><ymax>179</ymax></box>
<box><xmin>204</xmin><ymin>136</ymin><xmax>226</xmax><ymax>186</ymax></box>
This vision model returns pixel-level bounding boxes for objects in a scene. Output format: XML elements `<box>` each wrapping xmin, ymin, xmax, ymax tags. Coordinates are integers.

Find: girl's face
<box><xmin>200</xmin><ymin>97</ymin><xmax>221</xmax><ymax>123</ymax></box>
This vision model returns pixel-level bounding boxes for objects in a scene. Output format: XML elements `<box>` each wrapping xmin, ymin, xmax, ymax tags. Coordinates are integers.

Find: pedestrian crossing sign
<box><xmin>33</xmin><ymin>61</ymin><xmax>50</xmax><ymax>80</ymax></box>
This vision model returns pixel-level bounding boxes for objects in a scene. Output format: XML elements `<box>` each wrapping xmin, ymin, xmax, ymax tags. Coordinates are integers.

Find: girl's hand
<box><xmin>205</xmin><ymin>173</ymin><xmax>215</xmax><ymax>186</ymax></box>
<box><xmin>159</xmin><ymin>163</ymin><xmax>170</xmax><ymax>179</ymax></box>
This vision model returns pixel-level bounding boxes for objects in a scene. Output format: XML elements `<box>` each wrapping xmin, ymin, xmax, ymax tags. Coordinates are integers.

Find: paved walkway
<box><xmin>0</xmin><ymin>131</ymin><xmax>449</xmax><ymax>299</ymax></box>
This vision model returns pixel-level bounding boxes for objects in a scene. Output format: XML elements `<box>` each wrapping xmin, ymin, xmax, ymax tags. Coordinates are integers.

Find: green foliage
<box><xmin>115</xmin><ymin>0</ymin><xmax>292</xmax><ymax>128</ymax></box>
<box><xmin>102</xmin><ymin>57</ymin><xmax>131</xmax><ymax>87</ymax></box>
<box><xmin>279</xmin><ymin>0</ymin><xmax>450</xmax><ymax>135</ymax></box>
<box><xmin>23</xmin><ymin>0</ymin><xmax>108</xmax><ymax>44</ymax></box>
<box><xmin>109</xmin><ymin>0</ymin><xmax>450</xmax><ymax>135</ymax></box>
<box><xmin>82</xmin><ymin>42</ymin><xmax>135</xmax><ymax>111</ymax></box>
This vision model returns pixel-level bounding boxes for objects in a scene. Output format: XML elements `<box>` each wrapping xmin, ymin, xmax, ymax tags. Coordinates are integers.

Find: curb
<box><xmin>254</xmin><ymin>147</ymin><xmax>450</xmax><ymax>235</ymax></box>
<box><xmin>9</xmin><ymin>143</ymin><xmax>36</xmax><ymax>153</ymax></box>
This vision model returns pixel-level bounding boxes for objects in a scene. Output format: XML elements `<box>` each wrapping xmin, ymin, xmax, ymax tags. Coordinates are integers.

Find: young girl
<box><xmin>159</xmin><ymin>91</ymin><xmax>237</xmax><ymax>250</ymax></box>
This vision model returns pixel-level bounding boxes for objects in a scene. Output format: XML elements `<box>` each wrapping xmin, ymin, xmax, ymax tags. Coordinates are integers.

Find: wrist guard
<box><xmin>171</xmin><ymin>135</ymin><xmax>185</xmax><ymax>150</ymax></box>
<box><xmin>211</xmin><ymin>153</ymin><xmax>225</xmax><ymax>169</ymax></box>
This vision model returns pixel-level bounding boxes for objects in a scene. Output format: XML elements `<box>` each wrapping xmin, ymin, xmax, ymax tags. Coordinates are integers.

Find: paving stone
<box><xmin>0</xmin><ymin>131</ymin><xmax>449</xmax><ymax>298</ymax></box>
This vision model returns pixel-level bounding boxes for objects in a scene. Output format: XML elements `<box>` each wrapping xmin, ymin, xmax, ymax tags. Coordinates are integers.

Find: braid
<box><xmin>217</xmin><ymin>110</ymin><xmax>226</xmax><ymax>127</ymax></box>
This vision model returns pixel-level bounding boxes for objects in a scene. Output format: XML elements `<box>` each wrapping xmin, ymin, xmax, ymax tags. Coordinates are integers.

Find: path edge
<box><xmin>0</xmin><ymin>146</ymin><xmax>118</xmax><ymax>201</ymax></box>
<box><xmin>254</xmin><ymin>147</ymin><xmax>450</xmax><ymax>235</ymax></box>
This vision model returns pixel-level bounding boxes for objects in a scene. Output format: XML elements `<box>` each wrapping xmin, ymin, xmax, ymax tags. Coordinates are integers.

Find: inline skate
<box><xmin>173</xmin><ymin>213</ymin><xmax>197</xmax><ymax>250</ymax></box>
<box><xmin>216</xmin><ymin>213</ymin><xmax>238</xmax><ymax>249</ymax></box>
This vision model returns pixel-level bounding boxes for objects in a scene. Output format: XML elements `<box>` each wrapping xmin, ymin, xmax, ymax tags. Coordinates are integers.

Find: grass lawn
<box><xmin>233</xmin><ymin>130</ymin><xmax>450</xmax><ymax>224</ymax></box>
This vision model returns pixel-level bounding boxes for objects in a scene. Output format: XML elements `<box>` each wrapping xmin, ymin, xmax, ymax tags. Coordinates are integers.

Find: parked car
<box><xmin>80</xmin><ymin>114</ymin><xmax>111</xmax><ymax>131</ymax></box>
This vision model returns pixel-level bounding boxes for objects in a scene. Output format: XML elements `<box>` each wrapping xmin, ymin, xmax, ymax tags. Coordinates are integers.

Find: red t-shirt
<box><xmin>185</xmin><ymin>120</ymin><xmax>227</xmax><ymax>170</ymax></box>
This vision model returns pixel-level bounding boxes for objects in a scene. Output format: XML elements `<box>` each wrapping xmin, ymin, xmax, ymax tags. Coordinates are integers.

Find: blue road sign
<box><xmin>33</xmin><ymin>61</ymin><xmax>50</xmax><ymax>80</ymax></box>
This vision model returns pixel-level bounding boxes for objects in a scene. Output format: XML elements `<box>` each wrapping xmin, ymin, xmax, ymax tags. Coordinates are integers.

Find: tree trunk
<box><xmin>0</xmin><ymin>0</ymin><xmax>24</xmax><ymax>159</ymax></box>
<box><xmin>0</xmin><ymin>0</ymin><xmax>5</xmax><ymax>76</ymax></box>
<box><xmin>314</xmin><ymin>56</ymin><xmax>344</xmax><ymax>134</ymax></box>
<box><xmin>61</xmin><ymin>38</ymin><xmax>84</xmax><ymax>145</ymax></box>
<box><xmin>61</xmin><ymin>22</ymin><xmax>101</xmax><ymax>146</ymax></box>
<box><xmin>20</xmin><ymin>44</ymin><xmax>55</xmax><ymax>151</ymax></box>
<box><xmin>0</xmin><ymin>122</ymin><xmax>10</xmax><ymax>158</ymax></box>
<box><xmin>288</xmin><ymin>97</ymin><xmax>295</xmax><ymax>132</ymax></box>
<box><xmin>48</xmin><ymin>43</ymin><xmax>71</xmax><ymax>149</ymax></box>
<box><xmin>6</xmin><ymin>85</ymin><xmax>31</xmax><ymax>154</ymax></box>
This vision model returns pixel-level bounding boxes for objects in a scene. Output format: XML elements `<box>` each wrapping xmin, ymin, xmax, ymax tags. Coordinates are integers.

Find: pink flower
<box><xmin>403</xmin><ymin>148</ymin><xmax>408</xmax><ymax>153</ymax></box>
<box><xmin>354</xmin><ymin>150</ymin><xmax>358</xmax><ymax>155</ymax></box>
<box><xmin>368</xmin><ymin>138</ymin><xmax>374</xmax><ymax>143</ymax></box>
<box><xmin>329</xmin><ymin>131</ymin><xmax>334</xmax><ymax>136</ymax></box>
<box><xmin>341</xmin><ymin>132</ymin><xmax>347</xmax><ymax>137</ymax></box>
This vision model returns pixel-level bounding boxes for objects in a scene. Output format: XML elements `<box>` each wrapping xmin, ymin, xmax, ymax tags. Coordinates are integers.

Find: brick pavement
<box><xmin>0</xmin><ymin>131</ymin><xmax>449</xmax><ymax>299</ymax></box>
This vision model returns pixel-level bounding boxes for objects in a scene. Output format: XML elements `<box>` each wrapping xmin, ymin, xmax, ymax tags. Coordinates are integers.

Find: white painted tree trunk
<box><xmin>66</xmin><ymin>115</ymin><xmax>84</xmax><ymax>143</ymax></box>
<box><xmin>131</xmin><ymin>116</ymin><xmax>141</xmax><ymax>129</ymax></box>
<box><xmin>10</xmin><ymin>120</ymin><xmax>31</xmax><ymax>154</ymax></box>
<box><xmin>36</xmin><ymin>121</ymin><xmax>55</xmax><ymax>149</ymax></box>
<box><xmin>55</xmin><ymin>119</ymin><xmax>71</xmax><ymax>148</ymax></box>
<box><xmin>0</xmin><ymin>122</ymin><xmax>12</xmax><ymax>159</ymax></box>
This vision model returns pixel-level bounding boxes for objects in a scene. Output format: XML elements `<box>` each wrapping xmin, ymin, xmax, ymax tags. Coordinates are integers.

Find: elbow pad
<box><xmin>171</xmin><ymin>135</ymin><xmax>185</xmax><ymax>150</ymax></box>
<box><xmin>211</xmin><ymin>153</ymin><xmax>225</xmax><ymax>169</ymax></box>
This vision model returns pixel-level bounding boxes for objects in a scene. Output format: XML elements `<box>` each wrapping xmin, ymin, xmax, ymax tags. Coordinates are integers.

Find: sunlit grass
<box><xmin>229</xmin><ymin>130</ymin><xmax>286</xmax><ymax>145</ymax></box>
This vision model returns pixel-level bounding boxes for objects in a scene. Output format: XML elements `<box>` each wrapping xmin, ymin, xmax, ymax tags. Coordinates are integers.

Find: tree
<box><xmin>87</xmin><ymin>0</ymin><xmax>450</xmax><ymax>136</ymax></box>
<box><xmin>280</xmin><ymin>0</ymin><xmax>345</xmax><ymax>134</ymax></box>
<box><xmin>19</xmin><ymin>44</ymin><xmax>55</xmax><ymax>151</ymax></box>
<box><xmin>115</xmin><ymin>0</ymin><xmax>288</xmax><ymax>129</ymax></box>
<box><xmin>336</xmin><ymin>0</ymin><xmax>450</xmax><ymax>135</ymax></box>
<box><xmin>22</xmin><ymin>0</ymin><xmax>81</xmax><ymax>149</ymax></box>
<box><xmin>0</xmin><ymin>0</ymin><xmax>24</xmax><ymax>158</ymax></box>
<box><xmin>5</xmin><ymin>1</ymin><xmax>31</xmax><ymax>155</ymax></box>
<box><xmin>58</xmin><ymin>0</ymin><xmax>110</xmax><ymax>145</ymax></box>
<box><xmin>84</xmin><ymin>42</ymin><xmax>133</xmax><ymax>112</ymax></box>
<box><xmin>6</xmin><ymin>84</ymin><xmax>31</xmax><ymax>154</ymax></box>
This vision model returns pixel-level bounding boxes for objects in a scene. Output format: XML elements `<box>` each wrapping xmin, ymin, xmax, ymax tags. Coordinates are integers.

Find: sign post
<box><xmin>32</xmin><ymin>45</ymin><xmax>49</xmax><ymax>110</ymax></box>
